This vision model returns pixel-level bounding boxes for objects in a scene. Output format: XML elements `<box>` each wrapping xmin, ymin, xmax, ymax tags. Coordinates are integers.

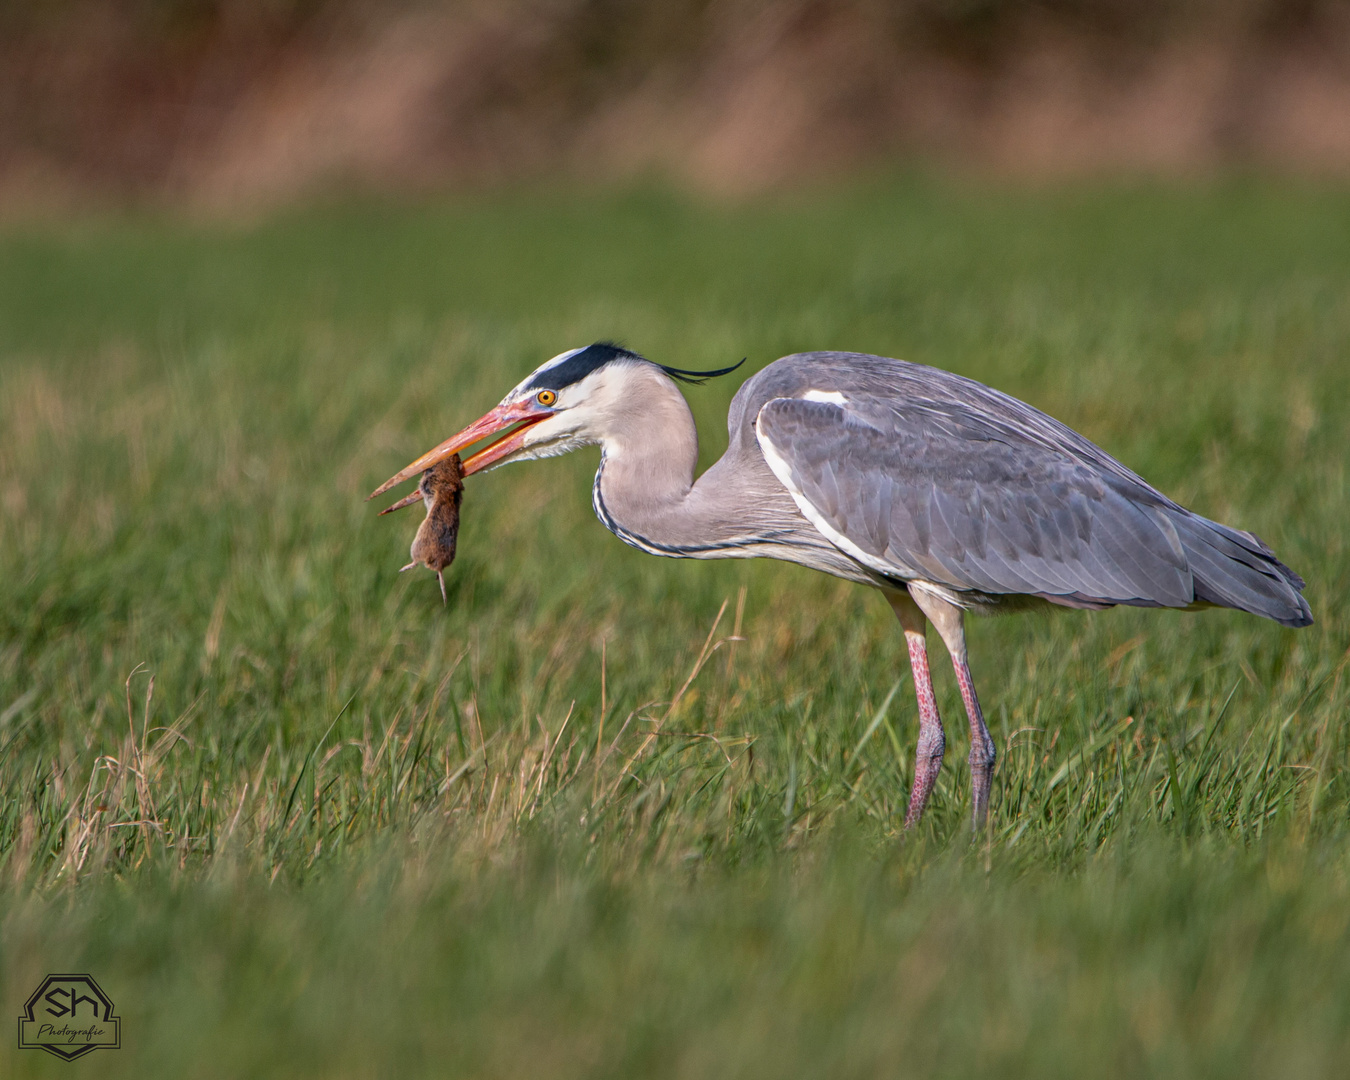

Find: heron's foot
<box><xmin>903</xmin><ymin>730</ymin><xmax>945</xmax><ymax>829</ymax></box>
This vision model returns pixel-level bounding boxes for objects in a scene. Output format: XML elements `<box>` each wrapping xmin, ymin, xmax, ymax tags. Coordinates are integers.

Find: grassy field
<box><xmin>1</xmin><ymin>178</ymin><xmax>1348</xmax><ymax>1077</ymax></box>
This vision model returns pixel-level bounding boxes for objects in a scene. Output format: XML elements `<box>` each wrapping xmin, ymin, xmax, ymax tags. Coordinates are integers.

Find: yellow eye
<box><xmin>536</xmin><ymin>389</ymin><xmax>557</xmax><ymax>407</ymax></box>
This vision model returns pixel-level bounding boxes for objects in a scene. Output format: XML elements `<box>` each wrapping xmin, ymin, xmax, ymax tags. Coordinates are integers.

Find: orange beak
<box><xmin>368</xmin><ymin>400</ymin><xmax>552</xmax><ymax>502</ymax></box>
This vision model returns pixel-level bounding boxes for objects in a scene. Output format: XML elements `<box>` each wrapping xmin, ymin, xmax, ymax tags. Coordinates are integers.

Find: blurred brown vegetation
<box><xmin>4</xmin><ymin>0</ymin><xmax>1350</xmax><ymax>207</ymax></box>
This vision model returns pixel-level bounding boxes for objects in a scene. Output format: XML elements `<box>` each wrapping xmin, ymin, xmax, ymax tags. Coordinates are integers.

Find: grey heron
<box><xmin>370</xmin><ymin>344</ymin><xmax>1313</xmax><ymax>829</ymax></box>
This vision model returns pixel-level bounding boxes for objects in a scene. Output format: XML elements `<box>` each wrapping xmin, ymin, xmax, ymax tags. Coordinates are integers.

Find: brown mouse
<box><xmin>380</xmin><ymin>453</ymin><xmax>463</xmax><ymax>603</ymax></box>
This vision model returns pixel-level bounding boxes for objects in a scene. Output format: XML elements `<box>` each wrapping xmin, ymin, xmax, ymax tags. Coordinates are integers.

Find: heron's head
<box><xmin>368</xmin><ymin>343</ymin><xmax>741</xmax><ymax>503</ymax></box>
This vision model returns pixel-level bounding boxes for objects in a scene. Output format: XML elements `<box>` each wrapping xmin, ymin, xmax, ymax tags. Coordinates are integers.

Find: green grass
<box><xmin>1</xmin><ymin>178</ymin><xmax>1348</xmax><ymax>1077</ymax></box>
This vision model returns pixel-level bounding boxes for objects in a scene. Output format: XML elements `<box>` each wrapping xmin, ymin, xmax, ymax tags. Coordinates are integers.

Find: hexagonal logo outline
<box><xmin>17</xmin><ymin>973</ymin><xmax>120</xmax><ymax>1061</ymax></box>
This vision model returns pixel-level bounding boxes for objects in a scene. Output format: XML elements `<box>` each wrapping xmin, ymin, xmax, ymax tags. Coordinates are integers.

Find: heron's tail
<box><xmin>1173</xmin><ymin>513</ymin><xmax>1313</xmax><ymax>628</ymax></box>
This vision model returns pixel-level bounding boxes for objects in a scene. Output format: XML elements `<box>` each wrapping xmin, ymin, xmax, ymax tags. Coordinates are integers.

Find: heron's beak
<box><xmin>367</xmin><ymin>401</ymin><xmax>551</xmax><ymax>500</ymax></box>
<box><xmin>378</xmin><ymin>488</ymin><xmax>425</xmax><ymax>515</ymax></box>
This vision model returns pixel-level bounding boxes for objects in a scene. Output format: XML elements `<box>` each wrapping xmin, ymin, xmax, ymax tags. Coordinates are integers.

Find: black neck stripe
<box><xmin>591</xmin><ymin>454</ymin><xmax>792</xmax><ymax>557</ymax></box>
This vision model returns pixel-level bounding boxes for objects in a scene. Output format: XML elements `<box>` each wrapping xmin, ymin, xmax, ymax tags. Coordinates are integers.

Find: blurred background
<box><xmin>4</xmin><ymin>0</ymin><xmax>1350</xmax><ymax>210</ymax></box>
<box><xmin>4</xmin><ymin>6</ymin><xmax>1350</xmax><ymax>1076</ymax></box>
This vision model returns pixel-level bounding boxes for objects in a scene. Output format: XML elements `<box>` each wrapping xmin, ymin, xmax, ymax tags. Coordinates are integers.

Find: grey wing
<box><xmin>755</xmin><ymin>395</ymin><xmax>1197</xmax><ymax>609</ymax></box>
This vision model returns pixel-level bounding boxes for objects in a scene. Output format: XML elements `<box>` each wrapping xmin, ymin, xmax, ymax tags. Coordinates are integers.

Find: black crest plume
<box><xmin>592</xmin><ymin>340</ymin><xmax>745</xmax><ymax>384</ymax></box>
<box><xmin>527</xmin><ymin>342</ymin><xmax>746</xmax><ymax>391</ymax></box>
<box><xmin>658</xmin><ymin>357</ymin><xmax>746</xmax><ymax>385</ymax></box>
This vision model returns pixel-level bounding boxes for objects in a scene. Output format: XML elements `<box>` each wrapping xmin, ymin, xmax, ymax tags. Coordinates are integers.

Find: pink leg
<box><xmin>952</xmin><ymin>653</ymin><xmax>996</xmax><ymax>828</ymax></box>
<box><xmin>903</xmin><ymin>629</ymin><xmax>946</xmax><ymax>828</ymax></box>
<box><xmin>906</xmin><ymin>586</ymin><xmax>998</xmax><ymax>832</ymax></box>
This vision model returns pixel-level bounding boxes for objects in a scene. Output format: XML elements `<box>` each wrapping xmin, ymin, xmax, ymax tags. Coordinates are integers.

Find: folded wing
<box><xmin>755</xmin><ymin>393</ymin><xmax>1310</xmax><ymax>626</ymax></box>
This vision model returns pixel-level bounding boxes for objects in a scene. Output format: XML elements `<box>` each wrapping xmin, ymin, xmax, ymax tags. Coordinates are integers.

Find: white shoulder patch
<box><xmin>802</xmin><ymin>389</ymin><xmax>847</xmax><ymax>406</ymax></box>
